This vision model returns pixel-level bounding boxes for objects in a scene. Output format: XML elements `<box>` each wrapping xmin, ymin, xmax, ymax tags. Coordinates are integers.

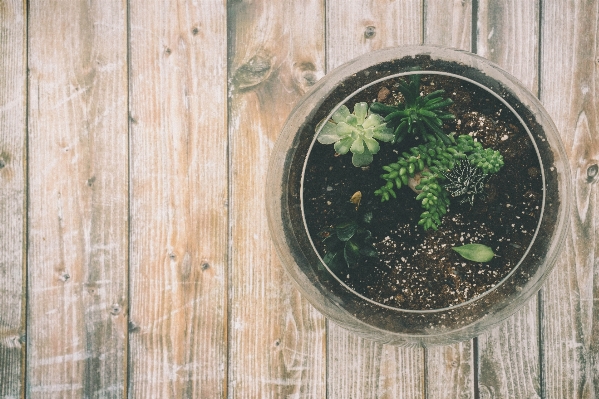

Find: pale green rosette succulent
<box><xmin>317</xmin><ymin>102</ymin><xmax>394</xmax><ymax>167</ymax></box>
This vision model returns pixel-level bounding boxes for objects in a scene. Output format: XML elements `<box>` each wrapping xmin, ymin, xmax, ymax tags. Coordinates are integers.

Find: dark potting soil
<box><xmin>302</xmin><ymin>74</ymin><xmax>544</xmax><ymax>311</ymax></box>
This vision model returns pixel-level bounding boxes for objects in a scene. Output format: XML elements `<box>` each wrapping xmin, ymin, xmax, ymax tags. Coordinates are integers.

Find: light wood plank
<box><xmin>424</xmin><ymin>0</ymin><xmax>472</xmax><ymax>50</ymax></box>
<box><xmin>128</xmin><ymin>1</ymin><xmax>228</xmax><ymax>397</ymax></box>
<box><xmin>325</xmin><ymin>1</ymin><xmax>425</xmax><ymax>398</ymax></box>
<box><xmin>27</xmin><ymin>1</ymin><xmax>128</xmax><ymax>397</ymax></box>
<box><xmin>326</xmin><ymin>0</ymin><xmax>423</xmax><ymax>70</ymax></box>
<box><xmin>0</xmin><ymin>1</ymin><xmax>26</xmax><ymax>397</ymax></box>
<box><xmin>540</xmin><ymin>1</ymin><xmax>599</xmax><ymax>397</ymax></box>
<box><xmin>423</xmin><ymin>2</ymin><xmax>476</xmax><ymax>398</ymax></box>
<box><xmin>227</xmin><ymin>0</ymin><xmax>327</xmax><ymax>397</ymax></box>
<box><xmin>474</xmin><ymin>1</ymin><xmax>543</xmax><ymax>398</ymax></box>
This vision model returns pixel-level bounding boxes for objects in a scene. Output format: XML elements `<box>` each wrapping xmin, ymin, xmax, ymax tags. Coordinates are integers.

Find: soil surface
<box><xmin>302</xmin><ymin>74</ymin><xmax>544</xmax><ymax>310</ymax></box>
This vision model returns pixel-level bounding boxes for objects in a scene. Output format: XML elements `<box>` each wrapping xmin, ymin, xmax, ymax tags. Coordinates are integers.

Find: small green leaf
<box><xmin>452</xmin><ymin>244</ymin><xmax>495</xmax><ymax>263</ymax></box>
<box><xmin>335</xmin><ymin>220</ymin><xmax>357</xmax><ymax>241</ymax></box>
<box><xmin>344</xmin><ymin>239</ymin><xmax>361</xmax><ymax>267</ymax></box>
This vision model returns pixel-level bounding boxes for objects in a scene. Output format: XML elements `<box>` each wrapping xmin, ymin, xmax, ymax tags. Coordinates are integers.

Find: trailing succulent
<box><xmin>317</xmin><ymin>102</ymin><xmax>394</xmax><ymax>167</ymax></box>
<box><xmin>370</xmin><ymin>74</ymin><xmax>455</xmax><ymax>145</ymax></box>
<box><xmin>375</xmin><ymin>134</ymin><xmax>504</xmax><ymax>230</ymax></box>
<box><xmin>319</xmin><ymin>201</ymin><xmax>377</xmax><ymax>270</ymax></box>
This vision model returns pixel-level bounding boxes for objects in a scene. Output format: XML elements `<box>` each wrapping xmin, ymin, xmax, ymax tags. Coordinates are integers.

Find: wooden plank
<box><xmin>0</xmin><ymin>1</ymin><xmax>26</xmax><ymax>397</ymax></box>
<box><xmin>27</xmin><ymin>1</ymin><xmax>128</xmax><ymax>397</ymax></box>
<box><xmin>424</xmin><ymin>0</ymin><xmax>472</xmax><ymax>50</ymax></box>
<box><xmin>423</xmin><ymin>2</ymin><xmax>475</xmax><ymax>398</ymax></box>
<box><xmin>474</xmin><ymin>1</ymin><xmax>543</xmax><ymax>398</ymax></box>
<box><xmin>326</xmin><ymin>0</ymin><xmax>423</xmax><ymax>69</ymax></box>
<box><xmin>325</xmin><ymin>1</ymin><xmax>425</xmax><ymax>398</ymax></box>
<box><xmin>327</xmin><ymin>338</ymin><xmax>424</xmax><ymax>398</ymax></box>
<box><xmin>540</xmin><ymin>1</ymin><xmax>599</xmax><ymax>398</ymax></box>
<box><xmin>127</xmin><ymin>1</ymin><xmax>228</xmax><ymax>397</ymax></box>
<box><xmin>227</xmin><ymin>0</ymin><xmax>327</xmax><ymax>397</ymax></box>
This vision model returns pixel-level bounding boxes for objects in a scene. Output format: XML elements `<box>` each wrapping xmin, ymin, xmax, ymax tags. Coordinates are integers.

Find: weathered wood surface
<box><xmin>0</xmin><ymin>1</ymin><xmax>25</xmax><ymax>396</ymax></box>
<box><xmin>27</xmin><ymin>1</ymin><xmax>128</xmax><ymax>397</ymax></box>
<box><xmin>128</xmin><ymin>1</ymin><xmax>228</xmax><ymax>397</ymax></box>
<box><xmin>541</xmin><ymin>1</ymin><xmax>599</xmax><ymax>398</ymax></box>
<box><xmin>228</xmin><ymin>0</ymin><xmax>327</xmax><ymax>397</ymax></box>
<box><xmin>0</xmin><ymin>0</ymin><xmax>597</xmax><ymax>398</ymax></box>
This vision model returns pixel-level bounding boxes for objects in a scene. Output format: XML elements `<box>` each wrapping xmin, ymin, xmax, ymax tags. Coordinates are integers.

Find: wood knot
<box><xmin>232</xmin><ymin>55</ymin><xmax>272</xmax><ymax>90</ymax></box>
<box><xmin>364</xmin><ymin>26</ymin><xmax>376</xmax><ymax>39</ymax></box>
<box><xmin>586</xmin><ymin>164</ymin><xmax>598</xmax><ymax>183</ymax></box>
<box><xmin>293</xmin><ymin>62</ymin><xmax>321</xmax><ymax>91</ymax></box>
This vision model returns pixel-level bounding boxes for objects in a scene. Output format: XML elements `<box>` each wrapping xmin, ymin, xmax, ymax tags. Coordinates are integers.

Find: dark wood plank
<box><xmin>325</xmin><ymin>1</ymin><xmax>425</xmax><ymax>397</ymax></box>
<box><xmin>423</xmin><ymin>2</ymin><xmax>476</xmax><ymax>397</ymax></box>
<box><xmin>127</xmin><ymin>1</ymin><xmax>228</xmax><ymax>397</ymax></box>
<box><xmin>0</xmin><ymin>1</ymin><xmax>26</xmax><ymax>397</ymax></box>
<box><xmin>27</xmin><ymin>1</ymin><xmax>128</xmax><ymax>397</ymax></box>
<box><xmin>227</xmin><ymin>0</ymin><xmax>327</xmax><ymax>397</ymax></box>
<box><xmin>541</xmin><ymin>1</ymin><xmax>599</xmax><ymax>397</ymax></box>
<box><xmin>474</xmin><ymin>1</ymin><xmax>543</xmax><ymax>397</ymax></box>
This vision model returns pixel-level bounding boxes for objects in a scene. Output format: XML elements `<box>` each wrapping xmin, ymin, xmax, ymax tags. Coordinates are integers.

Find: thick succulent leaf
<box><xmin>335</xmin><ymin>121</ymin><xmax>353</xmax><ymax>135</ymax></box>
<box><xmin>354</xmin><ymin>102</ymin><xmax>368</xmax><ymax>125</ymax></box>
<box><xmin>363</xmin><ymin>136</ymin><xmax>380</xmax><ymax>154</ymax></box>
<box><xmin>452</xmin><ymin>243</ymin><xmax>495</xmax><ymax>262</ymax></box>
<box><xmin>352</xmin><ymin>147</ymin><xmax>373</xmax><ymax>167</ymax></box>
<box><xmin>335</xmin><ymin>220</ymin><xmax>357</xmax><ymax>241</ymax></box>
<box><xmin>350</xmin><ymin>137</ymin><xmax>365</xmax><ymax>154</ymax></box>
<box><xmin>344</xmin><ymin>239</ymin><xmax>361</xmax><ymax>267</ymax></box>
<box><xmin>317</xmin><ymin>121</ymin><xmax>342</xmax><ymax>144</ymax></box>
<box><xmin>334</xmin><ymin>136</ymin><xmax>354</xmax><ymax>154</ymax></box>
<box><xmin>345</xmin><ymin>114</ymin><xmax>358</xmax><ymax>126</ymax></box>
<box><xmin>362</xmin><ymin>113</ymin><xmax>385</xmax><ymax>129</ymax></box>
<box><xmin>359</xmin><ymin>245</ymin><xmax>378</xmax><ymax>257</ymax></box>
<box><xmin>372</xmin><ymin>127</ymin><xmax>395</xmax><ymax>142</ymax></box>
<box><xmin>331</xmin><ymin>105</ymin><xmax>350</xmax><ymax>123</ymax></box>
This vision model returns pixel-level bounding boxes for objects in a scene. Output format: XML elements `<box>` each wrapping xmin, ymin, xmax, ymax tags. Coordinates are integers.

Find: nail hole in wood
<box><xmin>0</xmin><ymin>159</ymin><xmax>5</xmax><ymax>169</ymax></box>
<box><xmin>110</xmin><ymin>304</ymin><xmax>121</xmax><ymax>315</ymax></box>
<box><xmin>59</xmin><ymin>272</ymin><xmax>70</xmax><ymax>282</ymax></box>
<box><xmin>201</xmin><ymin>262</ymin><xmax>210</xmax><ymax>270</ymax></box>
<box><xmin>192</xmin><ymin>27</ymin><xmax>199</xmax><ymax>35</ymax></box>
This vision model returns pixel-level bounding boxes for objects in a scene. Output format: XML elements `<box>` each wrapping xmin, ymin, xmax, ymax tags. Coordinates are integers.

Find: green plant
<box><xmin>319</xmin><ymin>199</ymin><xmax>377</xmax><ymax>270</ymax></box>
<box><xmin>453</xmin><ymin>243</ymin><xmax>495</xmax><ymax>262</ymax></box>
<box><xmin>370</xmin><ymin>74</ymin><xmax>455</xmax><ymax>145</ymax></box>
<box><xmin>374</xmin><ymin>134</ymin><xmax>504</xmax><ymax>230</ymax></box>
<box><xmin>317</xmin><ymin>102</ymin><xmax>395</xmax><ymax>167</ymax></box>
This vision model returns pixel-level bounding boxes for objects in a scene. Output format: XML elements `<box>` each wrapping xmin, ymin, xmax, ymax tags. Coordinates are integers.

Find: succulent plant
<box><xmin>442</xmin><ymin>160</ymin><xmax>487</xmax><ymax>206</ymax></box>
<box><xmin>370</xmin><ymin>74</ymin><xmax>455</xmax><ymax>145</ymax></box>
<box><xmin>317</xmin><ymin>102</ymin><xmax>395</xmax><ymax>167</ymax></box>
<box><xmin>319</xmin><ymin>198</ymin><xmax>377</xmax><ymax>270</ymax></box>
<box><xmin>375</xmin><ymin>134</ymin><xmax>504</xmax><ymax>230</ymax></box>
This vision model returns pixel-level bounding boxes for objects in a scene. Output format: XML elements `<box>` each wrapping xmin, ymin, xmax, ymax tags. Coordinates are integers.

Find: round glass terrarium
<box><xmin>266</xmin><ymin>46</ymin><xmax>570</xmax><ymax>346</ymax></box>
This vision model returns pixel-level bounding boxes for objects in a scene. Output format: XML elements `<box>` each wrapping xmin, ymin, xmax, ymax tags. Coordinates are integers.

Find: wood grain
<box><xmin>327</xmin><ymin>338</ymin><xmax>424</xmax><ymax>398</ymax></box>
<box><xmin>128</xmin><ymin>1</ymin><xmax>228</xmax><ymax>397</ymax></box>
<box><xmin>227</xmin><ymin>0</ymin><xmax>327</xmax><ymax>397</ymax></box>
<box><xmin>541</xmin><ymin>1</ymin><xmax>599</xmax><ymax>397</ymax></box>
<box><xmin>325</xmin><ymin>2</ymin><xmax>425</xmax><ymax>398</ymax></box>
<box><xmin>27</xmin><ymin>1</ymin><xmax>128</xmax><ymax>397</ymax></box>
<box><xmin>0</xmin><ymin>1</ymin><xmax>26</xmax><ymax>397</ymax></box>
<box><xmin>423</xmin><ymin>2</ymin><xmax>475</xmax><ymax>398</ymax></box>
<box><xmin>424</xmin><ymin>0</ymin><xmax>472</xmax><ymax>50</ymax></box>
<box><xmin>474</xmin><ymin>1</ymin><xmax>543</xmax><ymax>398</ymax></box>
